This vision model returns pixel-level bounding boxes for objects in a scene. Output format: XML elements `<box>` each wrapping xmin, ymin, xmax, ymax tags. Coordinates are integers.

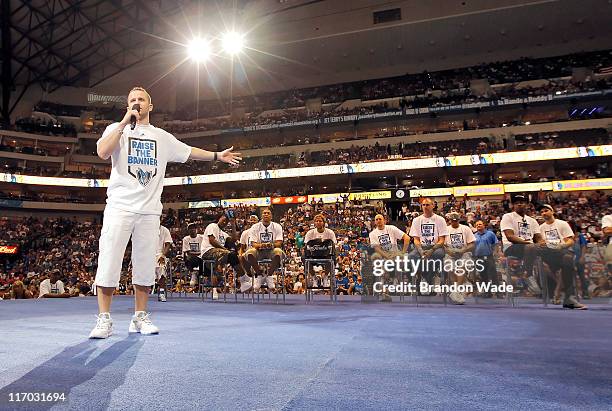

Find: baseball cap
<box><xmin>448</xmin><ymin>212</ymin><xmax>460</xmax><ymax>221</ymax></box>
<box><xmin>538</xmin><ymin>204</ymin><xmax>554</xmax><ymax>212</ymax></box>
<box><xmin>512</xmin><ymin>194</ymin><xmax>528</xmax><ymax>203</ymax></box>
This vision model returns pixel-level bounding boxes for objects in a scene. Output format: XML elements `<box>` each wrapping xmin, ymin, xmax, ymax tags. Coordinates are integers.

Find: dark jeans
<box><xmin>185</xmin><ymin>254</ymin><xmax>203</xmax><ymax>274</ymax></box>
<box><xmin>407</xmin><ymin>247</ymin><xmax>446</xmax><ymax>284</ymax></box>
<box><xmin>539</xmin><ymin>247</ymin><xmax>577</xmax><ymax>303</ymax></box>
<box><xmin>475</xmin><ymin>254</ymin><xmax>498</xmax><ymax>286</ymax></box>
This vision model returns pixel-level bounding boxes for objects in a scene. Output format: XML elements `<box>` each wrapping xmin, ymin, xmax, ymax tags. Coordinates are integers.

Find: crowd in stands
<box><xmin>11</xmin><ymin>49</ymin><xmax>609</xmax><ymax>139</ymax></box>
<box><xmin>1</xmin><ymin>191</ymin><xmax>610</xmax><ymax>301</ymax></box>
<box><xmin>13</xmin><ymin>118</ymin><xmax>77</xmax><ymax>137</ymax></box>
<box><xmin>178</xmin><ymin>49</ymin><xmax>612</xmax><ymax>118</ymax></box>
<box><xmin>164</xmin><ymin>128</ymin><xmax>609</xmax><ymax>177</ymax></box>
<box><xmin>157</xmin><ymin>75</ymin><xmax>611</xmax><ymax>134</ymax></box>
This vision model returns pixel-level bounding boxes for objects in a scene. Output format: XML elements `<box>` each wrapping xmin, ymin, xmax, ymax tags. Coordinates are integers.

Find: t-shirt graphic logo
<box><xmin>450</xmin><ymin>233</ymin><xmax>464</xmax><ymax>248</ymax></box>
<box><xmin>518</xmin><ymin>221</ymin><xmax>531</xmax><ymax>240</ymax></box>
<box><xmin>260</xmin><ymin>231</ymin><xmax>272</xmax><ymax>242</ymax></box>
<box><xmin>189</xmin><ymin>243</ymin><xmax>200</xmax><ymax>252</ymax></box>
<box><xmin>128</xmin><ymin>137</ymin><xmax>158</xmax><ymax>187</ymax></box>
<box><xmin>421</xmin><ymin>223</ymin><xmax>435</xmax><ymax>245</ymax></box>
<box><xmin>378</xmin><ymin>233</ymin><xmax>392</xmax><ymax>251</ymax></box>
<box><xmin>544</xmin><ymin>229</ymin><xmax>561</xmax><ymax>244</ymax></box>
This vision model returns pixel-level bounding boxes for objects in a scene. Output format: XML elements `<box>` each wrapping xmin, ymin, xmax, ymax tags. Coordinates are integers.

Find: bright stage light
<box><xmin>188</xmin><ymin>37</ymin><xmax>211</xmax><ymax>62</ymax></box>
<box><xmin>222</xmin><ymin>32</ymin><xmax>245</xmax><ymax>55</ymax></box>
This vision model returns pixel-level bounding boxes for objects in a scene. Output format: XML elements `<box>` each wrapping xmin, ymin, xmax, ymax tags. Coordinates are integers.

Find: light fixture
<box><xmin>222</xmin><ymin>32</ymin><xmax>245</xmax><ymax>55</ymax></box>
<box><xmin>187</xmin><ymin>37</ymin><xmax>211</xmax><ymax>62</ymax></box>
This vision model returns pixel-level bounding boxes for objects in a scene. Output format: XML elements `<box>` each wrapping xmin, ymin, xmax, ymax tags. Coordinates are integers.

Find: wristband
<box><xmin>214</xmin><ymin>152</ymin><xmax>217</xmax><ymax>161</ymax></box>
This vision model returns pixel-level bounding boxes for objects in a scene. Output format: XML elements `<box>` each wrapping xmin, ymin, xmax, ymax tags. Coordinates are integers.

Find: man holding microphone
<box><xmin>89</xmin><ymin>87</ymin><xmax>241</xmax><ymax>339</ymax></box>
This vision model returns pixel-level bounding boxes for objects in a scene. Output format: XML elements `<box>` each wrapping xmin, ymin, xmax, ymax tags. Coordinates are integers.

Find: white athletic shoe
<box><xmin>526</xmin><ymin>276</ymin><xmax>541</xmax><ymax>295</ymax></box>
<box><xmin>190</xmin><ymin>273</ymin><xmax>197</xmax><ymax>287</ymax></box>
<box><xmin>212</xmin><ymin>288</ymin><xmax>219</xmax><ymax>300</ymax></box>
<box><xmin>129</xmin><ymin>312</ymin><xmax>159</xmax><ymax>335</ymax></box>
<box><xmin>89</xmin><ymin>313</ymin><xmax>113</xmax><ymax>339</ymax></box>
<box><xmin>240</xmin><ymin>275</ymin><xmax>252</xmax><ymax>293</ymax></box>
<box><xmin>158</xmin><ymin>292</ymin><xmax>167</xmax><ymax>302</ymax></box>
<box><xmin>448</xmin><ymin>291</ymin><xmax>465</xmax><ymax>305</ymax></box>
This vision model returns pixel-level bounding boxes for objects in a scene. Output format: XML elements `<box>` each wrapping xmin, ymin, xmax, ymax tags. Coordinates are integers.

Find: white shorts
<box><xmin>95</xmin><ymin>206</ymin><xmax>160</xmax><ymax>288</ymax></box>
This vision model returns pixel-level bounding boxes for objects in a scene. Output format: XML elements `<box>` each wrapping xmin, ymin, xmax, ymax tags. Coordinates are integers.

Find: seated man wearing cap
<box><xmin>444</xmin><ymin>212</ymin><xmax>476</xmax><ymax>305</ymax></box>
<box><xmin>500</xmin><ymin>194</ymin><xmax>543</xmax><ymax>293</ymax></box>
<box><xmin>538</xmin><ymin>204</ymin><xmax>587</xmax><ymax>310</ymax></box>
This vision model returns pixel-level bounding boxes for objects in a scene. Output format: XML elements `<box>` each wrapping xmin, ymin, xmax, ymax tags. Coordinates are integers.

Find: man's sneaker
<box><xmin>240</xmin><ymin>275</ymin><xmax>252</xmax><ymax>293</ymax></box>
<box><xmin>129</xmin><ymin>312</ymin><xmax>159</xmax><ymax>335</ymax></box>
<box><xmin>563</xmin><ymin>297</ymin><xmax>588</xmax><ymax>310</ymax></box>
<box><xmin>448</xmin><ymin>291</ymin><xmax>465</xmax><ymax>305</ymax></box>
<box><xmin>212</xmin><ymin>288</ymin><xmax>219</xmax><ymax>300</ymax></box>
<box><xmin>158</xmin><ymin>291</ymin><xmax>167</xmax><ymax>302</ymax></box>
<box><xmin>190</xmin><ymin>273</ymin><xmax>197</xmax><ymax>287</ymax></box>
<box><xmin>525</xmin><ymin>276</ymin><xmax>541</xmax><ymax>295</ymax></box>
<box><xmin>89</xmin><ymin>313</ymin><xmax>113</xmax><ymax>339</ymax></box>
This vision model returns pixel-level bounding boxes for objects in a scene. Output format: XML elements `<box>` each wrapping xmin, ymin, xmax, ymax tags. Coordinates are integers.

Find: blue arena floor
<box><xmin>1</xmin><ymin>296</ymin><xmax>611</xmax><ymax>410</ymax></box>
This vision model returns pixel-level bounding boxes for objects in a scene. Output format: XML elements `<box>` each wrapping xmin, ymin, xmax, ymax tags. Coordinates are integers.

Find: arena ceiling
<box><xmin>2</xmin><ymin>0</ymin><xmax>612</xmax><ymax>117</ymax></box>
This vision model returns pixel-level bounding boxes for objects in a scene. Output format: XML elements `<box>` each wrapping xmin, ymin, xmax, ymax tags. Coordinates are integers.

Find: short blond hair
<box><xmin>128</xmin><ymin>86</ymin><xmax>152</xmax><ymax>105</ymax></box>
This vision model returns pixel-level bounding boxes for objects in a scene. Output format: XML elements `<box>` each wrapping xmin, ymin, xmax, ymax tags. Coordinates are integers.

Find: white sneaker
<box><xmin>526</xmin><ymin>276</ymin><xmax>541</xmax><ymax>295</ymax></box>
<box><xmin>158</xmin><ymin>292</ymin><xmax>167</xmax><ymax>302</ymax></box>
<box><xmin>89</xmin><ymin>313</ymin><xmax>113</xmax><ymax>339</ymax></box>
<box><xmin>190</xmin><ymin>273</ymin><xmax>197</xmax><ymax>287</ymax></box>
<box><xmin>129</xmin><ymin>312</ymin><xmax>159</xmax><ymax>335</ymax></box>
<box><xmin>212</xmin><ymin>288</ymin><xmax>219</xmax><ymax>300</ymax></box>
<box><xmin>240</xmin><ymin>275</ymin><xmax>252</xmax><ymax>293</ymax></box>
<box><xmin>448</xmin><ymin>291</ymin><xmax>465</xmax><ymax>305</ymax></box>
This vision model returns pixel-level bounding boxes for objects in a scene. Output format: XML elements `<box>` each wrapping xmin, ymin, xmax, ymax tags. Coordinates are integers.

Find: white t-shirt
<box><xmin>38</xmin><ymin>279</ymin><xmax>65</xmax><ymax>297</ymax></box>
<box><xmin>369</xmin><ymin>225</ymin><xmax>406</xmax><ymax>252</ymax></box>
<box><xmin>305</xmin><ymin>228</ymin><xmax>337</xmax><ymax>244</ymax></box>
<box><xmin>182</xmin><ymin>234</ymin><xmax>204</xmax><ymax>254</ymax></box>
<box><xmin>97</xmin><ymin>123</ymin><xmax>192</xmax><ymax>215</ymax></box>
<box><xmin>500</xmin><ymin>212</ymin><xmax>539</xmax><ymax>248</ymax></box>
<box><xmin>409</xmin><ymin>214</ymin><xmax>449</xmax><ymax>247</ymax></box>
<box><xmin>157</xmin><ymin>225</ymin><xmax>173</xmax><ymax>255</ymax></box>
<box><xmin>445</xmin><ymin>224</ymin><xmax>476</xmax><ymax>249</ymax></box>
<box><xmin>539</xmin><ymin>219</ymin><xmax>574</xmax><ymax>248</ymax></box>
<box><xmin>248</xmin><ymin>222</ymin><xmax>284</xmax><ymax>246</ymax></box>
<box><xmin>239</xmin><ymin>228</ymin><xmax>252</xmax><ymax>248</ymax></box>
<box><xmin>603</xmin><ymin>215</ymin><xmax>612</xmax><ymax>245</ymax></box>
<box><xmin>202</xmin><ymin>223</ymin><xmax>229</xmax><ymax>255</ymax></box>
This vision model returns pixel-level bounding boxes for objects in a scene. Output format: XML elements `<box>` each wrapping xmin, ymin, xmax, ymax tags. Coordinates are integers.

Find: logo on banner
<box><xmin>127</xmin><ymin>137</ymin><xmax>158</xmax><ymax>187</ymax></box>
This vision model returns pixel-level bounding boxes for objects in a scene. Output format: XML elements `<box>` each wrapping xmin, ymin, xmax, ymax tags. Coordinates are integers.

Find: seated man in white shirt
<box><xmin>407</xmin><ymin>198</ymin><xmax>448</xmax><ymax>291</ymax></box>
<box><xmin>201</xmin><ymin>213</ymin><xmax>244</xmax><ymax>298</ymax></box>
<box><xmin>500</xmin><ymin>194</ymin><xmax>543</xmax><ymax>292</ymax></box>
<box><xmin>182</xmin><ymin>223</ymin><xmax>204</xmax><ymax>286</ymax></box>
<box><xmin>368</xmin><ymin>214</ymin><xmax>410</xmax><ymax>260</ymax></box>
<box><xmin>238</xmin><ymin>214</ymin><xmax>259</xmax><ymax>292</ymax></box>
<box><xmin>538</xmin><ymin>204</ymin><xmax>586</xmax><ymax>310</ymax></box>
<box><xmin>304</xmin><ymin>214</ymin><xmax>338</xmax><ymax>293</ymax></box>
<box><xmin>244</xmin><ymin>208</ymin><xmax>284</xmax><ymax>291</ymax></box>
<box><xmin>444</xmin><ymin>212</ymin><xmax>476</xmax><ymax>305</ymax></box>
<box><xmin>39</xmin><ymin>269</ymin><xmax>71</xmax><ymax>298</ymax></box>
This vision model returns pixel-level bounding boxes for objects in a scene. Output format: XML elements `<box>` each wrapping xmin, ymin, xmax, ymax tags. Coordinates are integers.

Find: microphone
<box><xmin>130</xmin><ymin>103</ymin><xmax>141</xmax><ymax>130</ymax></box>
